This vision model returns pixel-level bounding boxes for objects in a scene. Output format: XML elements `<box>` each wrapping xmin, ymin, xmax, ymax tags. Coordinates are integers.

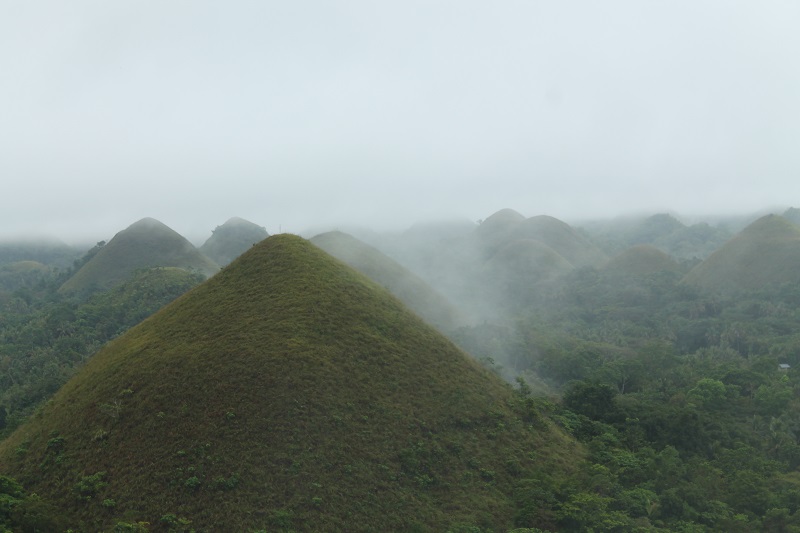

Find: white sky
<box><xmin>2</xmin><ymin>1</ymin><xmax>799</xmax><ymax>242</ymax></box>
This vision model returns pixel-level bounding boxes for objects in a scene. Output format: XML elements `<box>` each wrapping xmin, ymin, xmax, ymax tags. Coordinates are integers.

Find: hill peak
<box><xmin>741</xmin><ymin>214</ymin><xmax>800</xmax><ymax>237</ymax></box>
<box><xmin>1</xmin><ymin>234</ymin><xmax>577</xmax><ymax>531</ymax></box>
<box><xmin>199</xmin><ymin>217</ymin><xmax>268</xmax><ymax>266</ymax></box>
<box><xmin>480</xmin><ymin>208</ymin><xmax>525</xmax><ymax>225</ymax></box>
<box><xmin>59</xmin><ymin>219</ymin><xmax>219</xmax><ymax>292</ymax></box>
<box><xmin>682</xmin><ymin>214</ymin><xmax>800</xmax><ymax>293</ymax></box>
<box><xmin>220</xmin><ymin>216</ymin><xmax>263</xmax><ymax>228</ymax></box>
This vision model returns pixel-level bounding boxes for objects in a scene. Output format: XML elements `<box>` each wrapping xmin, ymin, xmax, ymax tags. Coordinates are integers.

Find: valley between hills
<box><xmin>2</xmin><ymin>208</ymin><xmax>800</xmax><ymax>531</ymax></box>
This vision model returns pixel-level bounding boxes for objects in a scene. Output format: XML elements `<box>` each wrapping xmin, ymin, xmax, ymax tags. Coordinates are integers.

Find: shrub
<box><xmin>74</xmin><ymin>472</ymin><xmax>107</xmax><ymax>501</ymax></box>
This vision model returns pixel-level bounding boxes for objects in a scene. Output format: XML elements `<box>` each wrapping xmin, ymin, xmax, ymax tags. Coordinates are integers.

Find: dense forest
<box><xmin>3</xmin><ymin>212</ymin><xmax>800</xmax><ymax>531</ymax></box>
<box><xmin>454</xmin><ymin>267</ymin><xmax>800</xmax><ymax>531</ymax></box>
<box><xmin>0</xmin><ymin>245</ymin><xmax>206</xmax><ymax>434</ymax></box>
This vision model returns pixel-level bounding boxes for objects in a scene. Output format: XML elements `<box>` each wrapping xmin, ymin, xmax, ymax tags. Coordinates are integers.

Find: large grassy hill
<box><xmin>682</xmin><ymin>214</ymin><xmax>800</xmax><ymax>294</ymax></box>
<box><xmin>59</xmin><ymin>218</ymin><xmax>219</xmax><ymax>294</ymax></box>
<box><xmin>0</xmin><ymin>234</ymin><xmax>579</xmax><ymax>532</ymax></box>
<box><xmin>310</xmin><ymin>230</ymin><xmax>463</xmax><ymax>332</ymax></box>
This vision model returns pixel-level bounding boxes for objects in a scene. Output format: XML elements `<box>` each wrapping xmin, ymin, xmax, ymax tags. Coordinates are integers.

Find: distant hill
<box><xmin>310</xmin><ymin>231</ymin><xmax>463</xmax><ymax>331</ymax></box>
<box><xmin>682</xmin><ymin>214</ymin><xmax>800</xmax><ymax>293</ymax></box>
<box><xmin>59</xmin><ymin>218</ymin><xmax>219</xmax><ymax>293</ymax></box>
<box><xmin>199</xmin><ymin>217</ymin><xmax>268</xmax><ymax>266</ymax></box>
<box><xmin>0</xmin><ymin>260</ymin><xmax>49</xmax><ymax>291</ymax></box>
<box><xmin>0</xmin><ymin>238</ymin><xmax>83</xmax><ymax>269</ymax></box>
<box><xmin>603</xmin><ymin>245</ymin><xmax>682</xmax><ymax>277</ymax></box>
<box><xmin>485</xmin><ymin>239</ymin><xmax>574</xmax><ymax>284</ymax></box>
<box><xmin>654</xmin><ymin>222</ymin><xmax>731</xmax><ymax>260</ymax></box>
<box><xmin>512</xmin><ymin>215</ymin><xmax>607</xmax><ymax>267</ymax></box>
<box><xmin>783</xmin><ymin>207</ymin><xmax>800</xmax><ymax>226</ymax></box>
<box><xmin>483</xmin><ymin>239</ymin><xmax>574</xmax><ymax>309</ymax></box>
<box><xmin>474</xmin><ymin>210</ymin><xmax>606</xmax><ymax>267</ymax></box>
<box><xmin>579</xmin><ymin>213</ymin><xmax>730</xmax><ymax>260</ymax></box>
<box><xmin>626</xmin><ymin>213</ymin><xmax>685</xmax><ymax>245</ymax></box>
<box><xmin>0</xmin><ymin>234</ymin><xmax>579</xmax><ymax>531</ymax></box>
<box><xmin>475</xmin><ymin>208</ymin><xmax>526</xmax><ymax>242</ymax></box>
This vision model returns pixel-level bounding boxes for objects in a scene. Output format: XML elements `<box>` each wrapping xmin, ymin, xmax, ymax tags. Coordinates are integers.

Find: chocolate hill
<box><xmin>682</xmin><ymin>214</ymin><xmax>800</xmax><ymax>293</ymax></box>
<box><xmin>603</xmin><ymin>245</ymin><xmax>682</xmax><ymax>278</ymax></box>
<box><xmin>310</xmin><ymin>231</ymin><xmax>463</xmax><ymax>331</ymax></box>
<box><xmin>0</xmin><ymin>234</ymin><xmax>578</xmax><ymax>532</ymax></box>
<box><xmin>199</xmin><ymin>217</ymin><xmax>269</xmax><ymax>266</ymax></box>
<box><xmin>59</xmin><ymin>218</ymin><xmax>219</xmax><ymax>293</ymax></box>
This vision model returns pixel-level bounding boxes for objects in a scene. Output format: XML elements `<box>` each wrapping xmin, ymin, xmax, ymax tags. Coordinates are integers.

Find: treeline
<box><xmin>455</xmin><ymin>268</ymin><xmax>800</xmax><ymax>531</ymax></box>
<box><xmin>0</xmin><ymin>260</ymin><xmax>204</xmax><ymax>436</ymax></box>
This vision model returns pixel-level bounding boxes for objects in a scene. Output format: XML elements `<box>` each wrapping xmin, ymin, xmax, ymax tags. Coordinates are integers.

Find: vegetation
<box><xmin>682</xmin><ymin>214</ymin><xmax>800</xmax><ymax>293</ymax></box>
<box><xmin>199</xmin><ymin>216</ymin><xmax>268</xmax><ymax>266</ymax></box>
<box><xmin>311</xmin><ymin>230</ymin><xmax>463</xmax><ymax>331</ymax></box>
<box><xmin>59</xmin><ymin>218</ymin><xmax>219</xmax><ymax>293</ymax></box>
<box><xmin>0</xmin><ymin>265</ymin><xmax>205</xmax><ymax>436</ymax></box>
<box><xmin>454</xmin><ymin>256</ymin><xmax>800</xmax><ymax>530</ymax></box>
<box><xmin>3</xmin><ymin>210</ymin><xmax>800</xmax><ymax>531</ymax></box>
<box><xmin>0</xmin><ymin>234</ymin><xmax>582</xmax><ymax>531</ymax></box>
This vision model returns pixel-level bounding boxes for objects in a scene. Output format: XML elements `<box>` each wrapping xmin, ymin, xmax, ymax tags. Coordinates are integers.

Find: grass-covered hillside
<box><xmin>199</xmin><ymin>217</ymin><xmax>268</xmax><ymax>266</ymax></box>
<box><xmin>0</xmin><ymin>234</ymin><xmax>580</xmax><ymax>532</ymax></box>
<box><xmin>59</xmin><ymin>218</ymin><xmax>219</xmax><ymax>294</ymax></box>
<box><xmin>682</xmin><ymin>214</ymin><xmax>800</xmax><ymax>294</ymax></box>
<box><xmin>310</xmin><ymin>230</ymin><xmax>464</xmax><ymax>331</ymax></box>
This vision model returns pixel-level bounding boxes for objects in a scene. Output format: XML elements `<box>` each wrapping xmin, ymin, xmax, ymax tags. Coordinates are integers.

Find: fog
<box><xmin>2</xmin><ymin>1</ymin><xmax>799</xmax><ymax>243</ymax></box>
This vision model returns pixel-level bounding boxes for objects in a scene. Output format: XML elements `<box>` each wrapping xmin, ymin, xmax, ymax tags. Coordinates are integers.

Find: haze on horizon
<box><xmin>1</xmin><ymin>1</ymin><xmax>799</xmax><ymax>243</ymax></box>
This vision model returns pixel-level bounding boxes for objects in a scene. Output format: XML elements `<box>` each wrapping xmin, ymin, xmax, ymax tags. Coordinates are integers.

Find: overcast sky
<box><xmin>2</xmin><ymin>1</ymin><xmax>799</xmax><ymax>242</ymax></box>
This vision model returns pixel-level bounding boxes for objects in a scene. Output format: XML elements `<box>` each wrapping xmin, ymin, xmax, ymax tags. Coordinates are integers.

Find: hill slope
<box><xmin>512</xmin><ymin>215</ymin><xmax>607</xmax><ymax>268</ymax></box>
<box><xmin>0</xmin><ymin>234</ymin><xmax>578</xmax><ymax>532</ymax></box>
<box><xmin>310</xmin><ymin>231</ymin><xmax>463</xmax><ymax>331</ymax></box>
<box><xmin>199</xmin><ymin>217</ymin><xmax>268</xmax><ymax>266</ymax></box>
<box><xmin>682</xmin><ymin>214</ymin><xmax>800</xmax><ymax>293</ymax></box>
<box><xmin>603</xmin><ymin>245</ymin><xmax>682</xmax><ymax>277</ymax></box>
<box><xmin>59</xmin><ymin>218</ymin><xmax>219</xmax><ymax>293</ymax></box>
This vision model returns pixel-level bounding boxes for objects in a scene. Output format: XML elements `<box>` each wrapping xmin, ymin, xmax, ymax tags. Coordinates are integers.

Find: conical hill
<box><xmin>474</xmin><ymin>211</ymin><xmax>606</xmax><ymax>267</ymax></box>
<box><xmin>474</xmin><ymin>208</ymin><xmax>525</xmax><ymax>241</ymax></box>
<box><xmin>603</xmin><ymin>245</ymin><xmax>682</xmax><ymax>277</ymax></box>
<box><xmin>59</xmin><ymin>218</ymin><xmax>220</xmax><ymax>293</ymax></box>
<box><xmin>199</xmin><ymin>217</ymin><xmax>269</xmax><ymax>266</ymax></box>
<box><xmin>682</xmin><ymin>214</ymin><xmax>800</xmax><ymax>293</ymax></box>
<box><xmin>512</xmin><ymin>215</ymin><xmax>607</xmax><ymax>267</ymax></box>
<box><xmin>0</xmin><ymin>234</ymin><xmax>578</xmax><ymax>532</ymax></box>
<box><xmin>310</xmin><ymin>231</ymin><xmax>463</xmax><ymax>331</ymax></box>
